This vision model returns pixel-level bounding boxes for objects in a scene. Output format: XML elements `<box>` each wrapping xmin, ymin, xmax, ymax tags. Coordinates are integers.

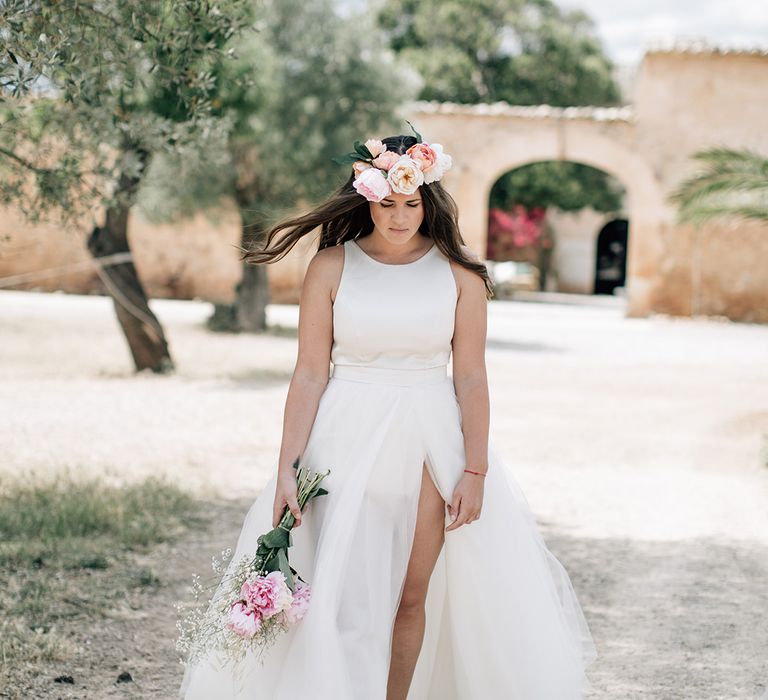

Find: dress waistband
<box><xmin>330</xmin><ymin>364</ymin><xmax>448</xmax><ymax>386</ymax></box>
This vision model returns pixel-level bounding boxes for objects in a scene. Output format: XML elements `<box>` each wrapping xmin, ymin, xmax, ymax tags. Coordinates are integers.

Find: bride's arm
<box><xmin>276</xmin><ymin>247</ymin><xmax>339</xmax><ymax>479</ymax></box>
<box><xmin>446</xmin><ymin>247</ymin><xmax>490</xmax><ymax>530</ymax></box>
<box><xmin>451</xmin><ymin>248</ymin><xmax>490</xmax><ymax>475</ymax></box>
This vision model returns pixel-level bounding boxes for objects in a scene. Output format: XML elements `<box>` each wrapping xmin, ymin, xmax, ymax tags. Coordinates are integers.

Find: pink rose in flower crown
<box><xmin>240</xmin><ymin>571</ymin><xmax>293</xmax><ymax>619</ymax></box>
<box><xmin>422</xmin><ymin>143</ymin><xmax>452</xmax><ymax>184</ymax></box>
<box><xmin>226</xmin><ymin>601</ymin><xmax>261</xmax><ymax>639</ymax></box>
<box><xmin>284</xmin><ymin>579</ymin><xmax>311</xmax><ymax>624</ymax></box>
<box><xmin>353</xmin><ymin>167</ymin><xmax>391</xmax><ymax>202</ymax></box>
<box><xmin>352</xmin><ymin>160</ymin><xmax>372</xmax><ymax>177</ymax></box>
<box><xmin>372</xmin><ymin>150</ymin><xmax>400</xmax><ymax>171</ymax></box>
<box><xmin>406</xmin><ymin>143</ymin><xmax>438</xmax><ymax>172</ymax></box>
<box><xmin>387</xmin><ymin>155</ymin><xmax>424</xmax><ymax>195</ymax></box>
<box><xmin>364</xmin><ymin>139</ymin><xmax>386</xmax><ymax>158</ymax></box>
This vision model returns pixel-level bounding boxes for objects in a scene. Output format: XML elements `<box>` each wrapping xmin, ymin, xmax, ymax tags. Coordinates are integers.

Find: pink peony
<box><xmin>364</xmin><ymin>139</ymin><xmax>386</xmax><ymax>158</ymax></box>
<box><xmin>372</xmin><ymin>151</ymin><xmax>401</xmax><ymax>171</ymax></box>
<box><xmin>284</xmin><ymin>580</ymin><xmax>312</xmax><ymax>624</ymax></box>
<box><xmin>240</xmin><ymin>571</ymin><xmax>293</xmax><ymax>619</ymax></box>
<box><xmin>353</xmin><ymin>167</ymin><xmax>392</xmax><ymax>202</ymax></box>
<box><xmin>406</xmin><ymin>143</ymin><xmax>438</xmax><ymax>172</ymax></box>
<box><xmin>226</xmin><ymin>601</ymin><xmax>261</xmax><ymax>639</ymax></box>
<box><xmin>387</xmin><ymin>155</ymin><xmax>424</xmax><ymax>195</ymax></box>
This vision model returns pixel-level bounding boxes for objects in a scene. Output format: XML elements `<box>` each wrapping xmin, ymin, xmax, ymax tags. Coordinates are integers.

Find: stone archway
<box><xmin>406</xmin><ymin>103</ymin><xmax>671</xmax><ymax>317</ymax></box>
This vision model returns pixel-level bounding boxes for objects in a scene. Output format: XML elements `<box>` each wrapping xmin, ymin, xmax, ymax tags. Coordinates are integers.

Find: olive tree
<box><xmin>0</xmin><ymin>0</ymin><xmax>251</xmax><ymax>371</ymax></box>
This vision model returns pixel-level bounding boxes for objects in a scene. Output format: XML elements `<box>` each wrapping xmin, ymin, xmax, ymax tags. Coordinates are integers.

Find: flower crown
<box><xmin>332</xmin><ymin>123</ymin><xmax>452</xmax><ymax>203</ymax></box>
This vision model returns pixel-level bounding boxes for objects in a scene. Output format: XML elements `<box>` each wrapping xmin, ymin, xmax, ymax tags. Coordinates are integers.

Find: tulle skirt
<box><xmin>179</xmin><ymin>364</ymin><xmax>597</xmax><ymax>699</ymax></box>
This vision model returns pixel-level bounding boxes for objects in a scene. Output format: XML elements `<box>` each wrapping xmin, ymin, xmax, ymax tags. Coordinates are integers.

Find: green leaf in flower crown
<box><xmin>332</xmin><ymin>152</ymin><xmax>363</xmax><ymax>166</ymax></box>
<box><xmin>353</xmin><ymin>141</ymin><xmax>374</xmax><ymax>160</ymax></box>
<box><xmin>406</xmin><ymin>120</ymin><xmax>422</xmax><ymax>143</ymax></box>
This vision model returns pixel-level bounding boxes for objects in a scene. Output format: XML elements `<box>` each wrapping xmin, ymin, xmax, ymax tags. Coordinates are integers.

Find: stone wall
<box><xmin>0</xmin><ymin>203</ymin><xmax>242</xmax><ymax>302</ymax></box>
<box><xmin>1</xmin><ymin>44</ymin><xmax>767</xmax><ymax>321</ymax></box>
<box><xmin>632</xmin><ymin>48</ymin><xmax>768</xmax><ymax>322</ymax></box>
<box><xmin>0</xmin><ymin>196</ymin><xmax>324</xmax><ymax>305</ymax></box>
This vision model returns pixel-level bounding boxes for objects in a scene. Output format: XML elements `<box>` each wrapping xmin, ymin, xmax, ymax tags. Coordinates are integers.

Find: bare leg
<box><xmin>386</xmin><ymin>463</ymin><xmax>446</xmax><ymax>700</ymax></box>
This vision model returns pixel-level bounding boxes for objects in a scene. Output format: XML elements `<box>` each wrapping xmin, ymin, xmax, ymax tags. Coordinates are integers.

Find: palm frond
<box><xmin>670</xmin><ymin>147</ymin><xmax>768</xmax><ymax>226</ymax></box>
<box><xmin>677</xmin><ymin>203</ymin><xmax>768</xmax><ymax>226</ymax></box>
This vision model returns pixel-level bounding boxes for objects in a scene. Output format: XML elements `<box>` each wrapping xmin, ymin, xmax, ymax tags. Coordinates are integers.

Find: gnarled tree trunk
<box><xmin>87</xmin><ymin>157</ymin><xmax>174</xmax><ymax>373</ymax></box>
<box><xmin>218</xmin><ymin>141</ymin><xmax>271</xmax><ymax>334</ymax></box>
<box><xmin>235</xmin><ymin>215</ymin><xmax>270</xmax><ymax>333</ymax></box>
<box><xmin>236</xmin><ymin>261</ymin><xmax>269</xmax><ymax>332</ymax></box>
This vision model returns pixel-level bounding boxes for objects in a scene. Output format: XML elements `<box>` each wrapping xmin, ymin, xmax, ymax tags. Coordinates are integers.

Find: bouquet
<box><xmin>176</xmin><ymin>457</ymin><xmax>330</xmax><ymax>668</ymax></box>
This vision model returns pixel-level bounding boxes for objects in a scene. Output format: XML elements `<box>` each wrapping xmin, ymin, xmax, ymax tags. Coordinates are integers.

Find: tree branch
<box><xmin>0</xmin><ymin>144</ymin><xmax>49</xmax><ymax>174</ymax></box>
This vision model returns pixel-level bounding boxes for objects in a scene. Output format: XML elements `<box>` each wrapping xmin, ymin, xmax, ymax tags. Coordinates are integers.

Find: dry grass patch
<box><xmin>0</xmin><ymin>471</ymin><xmax>207</xmax><ymax>689</ymax></box>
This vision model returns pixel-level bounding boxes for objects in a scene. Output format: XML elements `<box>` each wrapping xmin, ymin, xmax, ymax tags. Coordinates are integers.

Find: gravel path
<box><xmin>1</xmin><ymin>289</ymin><xmax>767</xmax><ymax>699</ymax></box>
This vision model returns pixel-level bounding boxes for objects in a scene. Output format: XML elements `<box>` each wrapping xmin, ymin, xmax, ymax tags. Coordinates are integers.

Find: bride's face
<box><xmin>369</xmin><ymin>189</ymin><xmax>425</xmax><ymax>245</ymax></box>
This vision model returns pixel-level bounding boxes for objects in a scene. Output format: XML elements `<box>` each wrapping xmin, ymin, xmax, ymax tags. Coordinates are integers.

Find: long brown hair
<box><xmin>240</xmin><ymin>134</ymin><xmax>494</xmax><ymax>298</ymax></box>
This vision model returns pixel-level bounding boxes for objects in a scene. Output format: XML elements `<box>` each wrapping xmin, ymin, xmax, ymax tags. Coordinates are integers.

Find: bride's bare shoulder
<box><xmin>304</xmin><ymin>243</ymin><xmax>345</xmax><ymax>303</ymax></box>
<box><xmin>459</xmin><ymin>244</ymin><xmax>481</xmax><ymax>262</ymax></box>
<box><xmin>448</xmin><ymin>244</ymin><xmax>485</xmax><ymax>298</ymax></box>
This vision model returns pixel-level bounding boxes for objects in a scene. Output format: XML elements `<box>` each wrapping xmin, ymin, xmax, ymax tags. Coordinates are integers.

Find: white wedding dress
<box><xmin>179</xmin><ymin>238</ymin><xmax>597</xmax><ymax>699</ymax></box>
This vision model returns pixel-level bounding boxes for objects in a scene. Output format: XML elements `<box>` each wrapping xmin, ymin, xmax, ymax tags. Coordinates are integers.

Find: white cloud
<box><xmin>560</xmin><ymin>0</ymin><xmax>768</xmax><ymax>66</ymax></box>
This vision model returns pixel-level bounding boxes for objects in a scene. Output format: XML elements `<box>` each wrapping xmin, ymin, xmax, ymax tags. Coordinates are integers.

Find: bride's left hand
<box><xmin>445</xmin><ymin>473</ymin><xmax>485</xmax><ymax>532</ymax></box>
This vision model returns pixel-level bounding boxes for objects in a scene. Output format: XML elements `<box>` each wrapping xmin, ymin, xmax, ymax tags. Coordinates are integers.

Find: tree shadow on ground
<box><xmin>486</xmin><ymin>337</ymin><xmax>567</xmax><ymax>353</ymax></box>
<box><xmin>541</xmin><ymin>524</ymin><xmax>768</xmax><ymax>700</ymax></box>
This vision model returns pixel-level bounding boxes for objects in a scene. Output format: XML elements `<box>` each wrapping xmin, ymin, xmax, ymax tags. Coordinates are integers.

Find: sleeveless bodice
<box><xmin>331</xmin><ymin>238</ymin><xmax>457</xmax><ymax>371</ymax></box>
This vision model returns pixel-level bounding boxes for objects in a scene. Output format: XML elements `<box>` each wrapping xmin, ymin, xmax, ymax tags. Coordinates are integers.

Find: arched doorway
<box><xmin>485</xmin><ymin>160</ymin><xmax>626</xmax><ymax>296</ymax></box>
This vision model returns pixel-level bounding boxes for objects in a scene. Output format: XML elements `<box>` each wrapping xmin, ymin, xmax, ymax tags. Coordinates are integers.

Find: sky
<box><xmin>344</xmin><ymin>0</ymin><xmax>768</xmax><ymax>68</ymax></box>
<box><xmin>559</xmin><ymin>0</ymin><xmax>768</xmax><ymax>66</ymax></box>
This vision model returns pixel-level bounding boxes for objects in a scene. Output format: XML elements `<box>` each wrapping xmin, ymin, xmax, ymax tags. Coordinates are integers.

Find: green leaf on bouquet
<box><xmin>277</xmin><ymin>548</ymin><xmax>295</xmax><ymax>591</ymax></box>
<box><xmin>305</xmin><ymin>485</ymin><xmax>328</xmax><ymax>501</ymax></box>
<box><xmin>262</xmin><ymin>555</ymin><xmax>278</xmax><ymax>572</ymax></box>
<box><xmin>258</xmin><ymin>526</ymin><xmax>290</xmax><ymax>550</ymax></box>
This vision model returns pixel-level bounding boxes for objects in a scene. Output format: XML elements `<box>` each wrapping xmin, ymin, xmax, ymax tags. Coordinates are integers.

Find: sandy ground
<box><xmin>1</xmin><ymin>289</ymin><xmax>768</xmax><ymax>699</ymax></box>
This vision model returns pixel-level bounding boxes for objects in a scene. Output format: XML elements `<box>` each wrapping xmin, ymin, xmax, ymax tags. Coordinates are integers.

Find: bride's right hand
<box><xmin>273</xmin><ymin>473</ymin><xmax>303</xmax><ymax>528</ymax></box>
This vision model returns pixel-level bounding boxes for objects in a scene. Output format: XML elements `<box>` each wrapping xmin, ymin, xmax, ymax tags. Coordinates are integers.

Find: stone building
<box><xmin>1</xmin><ymin>42</ymin><xmax>767</xmax><ymax>321</ymax></box>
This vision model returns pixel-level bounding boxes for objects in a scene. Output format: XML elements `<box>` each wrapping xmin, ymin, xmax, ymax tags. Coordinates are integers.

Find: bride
<box><xmin>179</xmin><ymin>131</ymin><xmax>597</xmax><ymax>699</ymax></box>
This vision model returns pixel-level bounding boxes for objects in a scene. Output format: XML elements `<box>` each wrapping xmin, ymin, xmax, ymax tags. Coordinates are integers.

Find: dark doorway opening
<box><xmin>594</xmin><ymin>219</ymin><xmax>628</xmax><ymax>295</ymax></box>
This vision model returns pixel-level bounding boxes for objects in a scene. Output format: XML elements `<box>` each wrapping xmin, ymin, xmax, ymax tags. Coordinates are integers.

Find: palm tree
<box><xmin>671</xmin><ymin>147</ymin><xmax>768</xmax><ymax>225</ymax></box>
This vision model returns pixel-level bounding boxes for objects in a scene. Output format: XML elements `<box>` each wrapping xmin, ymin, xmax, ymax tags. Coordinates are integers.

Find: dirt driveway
<box><xmin>1</xmin><ymin>290</ymin><xmax>767</xmax><ymax>699</ymax></box>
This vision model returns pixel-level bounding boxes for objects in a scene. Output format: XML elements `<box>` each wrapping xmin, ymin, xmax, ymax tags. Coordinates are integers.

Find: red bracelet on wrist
<box><xmin>464</xmin><ymin>468</ymin><xmax>487</xmax><ymax>477</ymax></box>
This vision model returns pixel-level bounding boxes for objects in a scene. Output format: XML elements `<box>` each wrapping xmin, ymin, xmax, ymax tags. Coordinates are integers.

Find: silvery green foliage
<box><xmin>0</xmin><ymin>0</ymin><xmax>252</xmax><ymax>222</ymax></box>
<box><xmin>377</xmin><ymin>0</ymin><xmax>624</xmax><ymax>215</ymax></box>
<box><xmin>245</xmin><ymin>0</ymin><xmax>415</xmax><ymax>211</ymax></box>
<box><xmin>136</xmin><ymin>115</ymin><xmax>235</xmax><ymax>226</ymax></box>
<box><xmin>135</xmin><ymin>0</ymin><xmax>416</xmax><ymax>227</ymax></box>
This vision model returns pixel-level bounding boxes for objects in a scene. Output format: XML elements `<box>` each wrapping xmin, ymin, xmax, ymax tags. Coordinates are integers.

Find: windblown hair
<box><xmin>240</xmin><ymin>134</ymin><xmax>493</xmax><ymax>298</ymax></box>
